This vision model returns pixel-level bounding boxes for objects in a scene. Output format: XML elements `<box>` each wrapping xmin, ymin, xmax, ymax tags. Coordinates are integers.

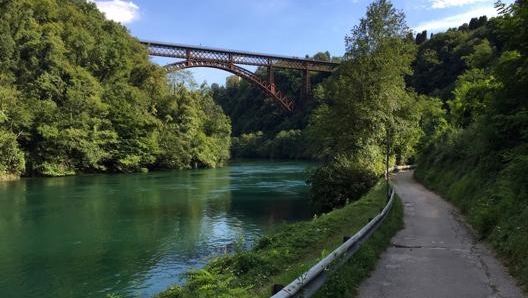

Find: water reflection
<box><xmin>0</xmin><ymin>161</ymin><xmax>312</xmax><ymax>298</ymax></box>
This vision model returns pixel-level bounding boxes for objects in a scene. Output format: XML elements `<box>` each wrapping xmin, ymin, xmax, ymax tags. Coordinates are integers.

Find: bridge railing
<box><xmin>141</xmin><ymin>40</ymin><xmax>340</xmax><ymax>72</ymax></box>
<box><xmin>270</xmin><ymin>187</ymin><xmax>395</xmax><ymax>298</ymax></box>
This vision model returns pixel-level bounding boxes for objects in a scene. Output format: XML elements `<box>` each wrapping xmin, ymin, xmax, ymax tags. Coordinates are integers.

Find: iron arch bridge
<box><xmin>140</xmin><ymin>40</ymin><xmax>340</xmax><ymax>112</ymax></box>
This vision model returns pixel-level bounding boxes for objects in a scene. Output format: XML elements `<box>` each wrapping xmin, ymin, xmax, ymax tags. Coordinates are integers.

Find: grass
<box><xmin>154</xmin><ymin>181</ymin><xmax>404</xmax><ymax>298</ymax></box>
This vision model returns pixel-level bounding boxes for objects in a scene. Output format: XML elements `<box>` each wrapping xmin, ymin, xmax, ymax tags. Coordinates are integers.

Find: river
<box><xmin>0</xmin><ymin>161</ymin><xmax>313</xmax><ymax>298</ymax></box>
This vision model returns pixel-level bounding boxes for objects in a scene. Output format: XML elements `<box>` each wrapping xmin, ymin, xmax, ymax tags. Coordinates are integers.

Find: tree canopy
<box><xmin>307</xmin><ymin>0</ymin><xmax>420</xmax><ymax>173</ymax></box>
<box><xmin>0</xmin><ymin>0</ymin><xmax>231</xmax><ymax>178</ymax></box>
<box><xmin>304</xmin><ymin>0</ymin><xmax>423</xmax><ymax>211</ymax></box>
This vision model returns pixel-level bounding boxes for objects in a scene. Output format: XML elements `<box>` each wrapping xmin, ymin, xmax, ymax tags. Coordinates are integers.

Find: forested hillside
<box><xmin>0</xmin><ymin>0</ymin><xmax>231</xmax><ymax>179</ymax></box>
<box><xmin>211</xmin><ymin>54</ymin><xmax>337</xmax><ymax>160</ymax></box>
<box><xmin>413</xmin><ymin>1</ymin><xmax>528</xmax><ymax>289</ymax></box>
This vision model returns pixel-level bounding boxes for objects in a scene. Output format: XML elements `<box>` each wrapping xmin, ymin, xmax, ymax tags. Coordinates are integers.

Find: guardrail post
<box><xmin>272</xmin><ymin>284</ymin><xmax>284</xmax><ymax>295</ymax></box>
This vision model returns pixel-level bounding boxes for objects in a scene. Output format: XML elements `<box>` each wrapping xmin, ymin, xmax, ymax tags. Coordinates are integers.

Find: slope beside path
<box><xmin>358</xmin><ymin>171</ymin><xmax>526</xmax><ymax>298</ymax></box>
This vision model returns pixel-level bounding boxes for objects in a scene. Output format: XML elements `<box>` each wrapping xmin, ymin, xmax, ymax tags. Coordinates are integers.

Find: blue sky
<box><xmin>90</xmin><ymin>0</ymin><xmax>513</xmax><ymax>85</ymax></box>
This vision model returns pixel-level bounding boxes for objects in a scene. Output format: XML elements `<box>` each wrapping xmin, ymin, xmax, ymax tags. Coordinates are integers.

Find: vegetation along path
<box><xmin>358</xmin><ymin>171</ymin><xmax>526</xmax><ymax>298</ymax></box>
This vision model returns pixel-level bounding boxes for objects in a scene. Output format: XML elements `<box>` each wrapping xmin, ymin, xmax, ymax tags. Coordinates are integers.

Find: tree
<box><xmin>308</xmin><ymin>0</ymin><xmax>418</xmax><ymax>173</ymax></box>
<box><xmin>307</xmin><ymin>0</ymin><xmax>421</xmax><ymax>212</ymax></box>
<box><xmin>448</xmin><ymin>68</ymin><xmax>499</xmax><ymax>128</ymax></box>
<box><xmin>308</xmin><ymin>155</ymin><xmax>378</xmax><ymax>213</ymax></box>
<box><xmin>415</xmin><ymin>30</ymin><xmax>428</xmax><ymax>45</ymax></box>
<box><xmin>345</xmin><ymin>0</ymin><xmax>410</xmax><ymax>59</ymax></box>
<box><xmin>481</xmin><ymin>0</ymin><xmax>528</xmax><ymax>151</ymax></box>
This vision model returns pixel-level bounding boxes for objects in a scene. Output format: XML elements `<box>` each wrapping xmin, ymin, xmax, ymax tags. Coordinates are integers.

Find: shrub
<box><xmin>308</xmin><ymin>155</ymin><xmax>378</xmax><ymax>213</ymax></box>
<box><xmin>0</xmin><ymin>130</ymin><xmax>25</xmax><ymax>177</ymax></box>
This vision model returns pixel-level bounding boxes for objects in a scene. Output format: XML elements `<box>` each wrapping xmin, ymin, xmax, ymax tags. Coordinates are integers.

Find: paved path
<box><xmin>358</xmin><ymin>171</ymin><xmax>526</xmax><ymax>298</ymax></box>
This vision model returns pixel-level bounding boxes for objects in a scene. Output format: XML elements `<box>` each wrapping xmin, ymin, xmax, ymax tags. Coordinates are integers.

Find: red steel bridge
<box><xmin>141</xmin><ymin>40</ymin><xmax>340</xmax><ymax>112</ymax></box>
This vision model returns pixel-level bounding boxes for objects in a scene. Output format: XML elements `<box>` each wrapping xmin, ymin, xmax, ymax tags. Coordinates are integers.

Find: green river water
<box><xmin>0</xmin><ymin>161</ymin><xmax>313</xmax><ymax>298</ymax></box>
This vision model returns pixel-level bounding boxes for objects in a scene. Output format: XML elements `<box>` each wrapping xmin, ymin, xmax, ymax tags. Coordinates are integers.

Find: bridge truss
<box><xmin>141</xmin><ymin>41</ymin><xmax>340</xmax><ymax>112</ymax></box>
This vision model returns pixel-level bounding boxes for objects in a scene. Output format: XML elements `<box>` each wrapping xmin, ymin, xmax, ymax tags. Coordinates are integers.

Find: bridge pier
<box><xmin>301</xmin><ymin>69</ymin><xmax>311</xmax><ymax>100</ymax></box>
<box><xmin>268</xmin><ymin>66</ymin><xmax>275</xmax><ymax>93</ymax></box>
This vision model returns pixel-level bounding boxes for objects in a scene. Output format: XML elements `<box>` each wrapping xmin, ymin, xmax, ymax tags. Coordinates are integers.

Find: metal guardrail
<box><xmin>389</xmin><ymin>165</ymin><xmax>416</xmax><ymax>172</ymax></box>
<box><xmin>270</xmin><ymin>187</ymin><xmax>396</xmax><ymax>298</ymax></box>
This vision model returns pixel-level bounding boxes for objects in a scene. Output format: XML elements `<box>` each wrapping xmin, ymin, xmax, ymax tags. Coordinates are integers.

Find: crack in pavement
<box><xmin>471</xmin><ymin>242</ymin><xmax>505</xmax><ymax>298</ymax></box>
<box><xmin>392</xmin><ymin>243</ymin><xmax>472</xmax><ymax>253</ymax></box>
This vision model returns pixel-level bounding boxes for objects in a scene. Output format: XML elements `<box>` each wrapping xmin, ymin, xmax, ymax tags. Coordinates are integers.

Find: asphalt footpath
<box><xmin>358</xmin><ymin>171</ymin><xmax>526</xmax><ymax>298</ymax></box>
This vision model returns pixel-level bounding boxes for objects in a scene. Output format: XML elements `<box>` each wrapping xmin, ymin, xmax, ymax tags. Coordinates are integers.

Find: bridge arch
<box><xmin>165</xmin><ymin>60</ymin><xmax>295</xmax><ymax>112</ymax></box>
<box><xmin>142</xmin><ymin>40</ymin><xmax>340</xmax><ymax>113</ymax></box>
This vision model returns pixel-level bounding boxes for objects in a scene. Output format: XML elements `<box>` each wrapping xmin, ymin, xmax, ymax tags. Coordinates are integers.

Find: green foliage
<box><xmin>410</xmin><ymin>29</ymin><xmax>471</xmax><ymax>99</ymax></box>
<box><xmin>0</xmin><ymin>130</ymin><xmax>25</xmax><ymax>177</ymax></box>
<box><xmin>179</xmin><ymin>269</ymin><xmax>252</xmax><ymax>298</ymax></box>
<box><xmin>231</xmin><ymin>131</ymin><xmax>265</xmax><ymax>158</ymax></box>
<box><xmin>268</xmin><ymin>129</ymin><xmax>307</xmax><ymax>159</ymax></box>
<box><xmin>408</xmin><ymin>13</ymin><xmax>503</xmax><ymax>101</ymax></box>
<box><xmin>308</xmin><ymin>155</ymin><xmax>378</xmax><ymax>213</ymax></box>
<box><xmin>345</xmin><ymin>0</ymin><xmax>409</xmax><ymax>58</ymax></box>
<box><xmin>448</xmin><ymin>68</ymin><xmax>500</xmax><ymax>128</ymax></box>
<box><xmin>231</xmin><ymin>129</ymin><xmax>308</xmax><ymax>160</ymax></box>
<box><xmin>0</xmin><ymin>0</ymin><xmax>231</xmax><ymax>177</ymax></box>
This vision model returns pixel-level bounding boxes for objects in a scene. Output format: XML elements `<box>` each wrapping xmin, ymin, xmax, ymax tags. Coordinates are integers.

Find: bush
<box><xmin>308</xmin><ymin>155</ymin><xmax>378</xmax><ymax>213</ymax></box>
<box><xmin>0</xmin><ymin>130</ymin><xmax>25</xmax><ymax>177</ymax></box>
<box><xmin>231</xmin><ymin>130</ymin><xmax>308</xmax><ymax>160</ymax></box>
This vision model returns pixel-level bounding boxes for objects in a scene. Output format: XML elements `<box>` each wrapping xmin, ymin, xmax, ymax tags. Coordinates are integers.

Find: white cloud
<box><xmin>91</xmin><ymin>0</ymin><xmax>140</xmax><ymax>24</ymax></box>
<box><xmin>428</xmin><ymin>0</ymin><xmax>491</xmax><ymax>9</ymax></box>
<box><xmin>414</xmin><ymin>6</ymin><xmax>498</xmax><ymax>32</ymax></box>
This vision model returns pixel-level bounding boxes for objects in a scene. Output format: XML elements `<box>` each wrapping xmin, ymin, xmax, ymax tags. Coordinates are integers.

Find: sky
<box><xmin>89</xmin><ymin>0</ymin><xmax>514</xmax><ymax>85</ymax></box>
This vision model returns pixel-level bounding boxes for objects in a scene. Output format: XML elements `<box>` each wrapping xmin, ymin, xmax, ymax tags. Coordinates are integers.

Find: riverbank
<box><xmin>0</xmin><ymin>174</ymin><xmax>19</xmax><ymax>182</ymax></box>
<box><xmin>155</xmin><ymin>181</ymin><xmax>403</xmax><ymax>298</ymax></box>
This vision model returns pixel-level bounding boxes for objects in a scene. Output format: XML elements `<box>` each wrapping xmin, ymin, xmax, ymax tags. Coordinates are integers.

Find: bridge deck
<box><xmin>141</xmin><ymin>40</ymin><xmax>340</xmax><ymax>72</ymax></box>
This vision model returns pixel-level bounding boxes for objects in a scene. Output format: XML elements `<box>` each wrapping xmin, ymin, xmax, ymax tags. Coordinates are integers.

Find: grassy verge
<box><xmin>155</xmin><ymin>181</ymin><xmax>403</xmax><ymax>298</ymax></box>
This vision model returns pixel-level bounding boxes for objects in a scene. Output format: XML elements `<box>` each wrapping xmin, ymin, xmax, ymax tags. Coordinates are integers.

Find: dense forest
<box><xmin>0</xmin><ymin>0</ymin><xmax>231</xmax><ymax>179</ymax></box>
